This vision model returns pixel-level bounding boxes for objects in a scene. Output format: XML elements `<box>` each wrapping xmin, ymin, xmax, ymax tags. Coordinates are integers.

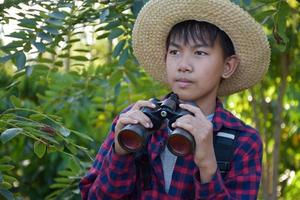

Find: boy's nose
<box><xmin>178</xmin><ymin>57</ymin><xmax>193</xmax><ymax>72</ymax></box>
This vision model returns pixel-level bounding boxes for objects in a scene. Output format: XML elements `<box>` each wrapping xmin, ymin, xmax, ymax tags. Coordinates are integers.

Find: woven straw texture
<box><xmin>132</xmin><ymin>0</ymin><xmax>271</xmax><ymax>96</ymax></box>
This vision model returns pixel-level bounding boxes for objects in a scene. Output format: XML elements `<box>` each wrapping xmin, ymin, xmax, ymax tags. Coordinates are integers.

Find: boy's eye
<box><xmin>169</xmin><ymin>50</ymin><xmax>179</xmax><ymax>55</ymax></box>
<box><xmin>195</xmin><ymin>51</ymin><xmax>207</xmax><ymax>56</ymax></box>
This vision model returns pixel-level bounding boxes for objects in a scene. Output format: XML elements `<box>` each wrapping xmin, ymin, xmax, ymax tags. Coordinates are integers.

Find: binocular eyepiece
<box><xmin>117</xmin><ymin>93</ymin><xmax>195</xmax><ymax>157</ymax></box>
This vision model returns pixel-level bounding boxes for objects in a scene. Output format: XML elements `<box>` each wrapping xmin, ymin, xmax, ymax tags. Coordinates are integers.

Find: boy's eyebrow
<box><xmin>169</xmin><ymin>42</ymin><xmax>209</xmax><ymax>48</ymax></box>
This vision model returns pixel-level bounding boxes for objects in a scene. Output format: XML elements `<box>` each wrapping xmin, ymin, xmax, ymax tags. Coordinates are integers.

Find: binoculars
<box><xmin>117</xmin><ymin>93</ymin><xmax>195</xmax><ymax>157</ymax></box>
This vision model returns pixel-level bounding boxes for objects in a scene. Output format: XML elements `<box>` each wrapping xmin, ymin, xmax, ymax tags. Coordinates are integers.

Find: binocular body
<box><xmin>117</xmin><ymin>93</ymin><xmax>195</xmax><ymax>157</ymax></box>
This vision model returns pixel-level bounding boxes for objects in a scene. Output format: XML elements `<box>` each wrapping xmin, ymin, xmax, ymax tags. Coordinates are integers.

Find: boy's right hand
<box><xmin>114</xmin><ymin>100</ymin><xmax>156</xmax><ymax>155</ymax></box>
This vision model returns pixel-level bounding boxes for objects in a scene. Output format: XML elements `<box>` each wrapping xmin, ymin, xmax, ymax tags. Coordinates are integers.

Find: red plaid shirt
<box><xmin>79</xmin><ymin>99</ymin><xmax>262</xmax><ymax>199</ymax></box>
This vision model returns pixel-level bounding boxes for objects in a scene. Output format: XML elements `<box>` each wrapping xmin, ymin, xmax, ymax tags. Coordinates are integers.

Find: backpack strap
<box><xmin>214</xmin><ymin>127</ymin><xmax>239</xmax><ymax>178</ymax></box>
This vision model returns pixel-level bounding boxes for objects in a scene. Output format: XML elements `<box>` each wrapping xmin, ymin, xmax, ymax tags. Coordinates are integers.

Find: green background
<box><xmin>0</xmin><ymin>0</ymin><xmax>299</xmax><ymax>199</ymax></box>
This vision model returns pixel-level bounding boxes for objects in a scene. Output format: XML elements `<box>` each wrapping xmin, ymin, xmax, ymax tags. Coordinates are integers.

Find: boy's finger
<box><xmin>115</xmin><ymin>117</ymin><xmax>139</xmax><ymax>134</ymax></box>
<box><xmin>179</xmin><ymin>103</ymin><xmax>206</xmax><ymax>118</ymax></box>
<box><xmin>118</xmin><ymin>117</ymin><xmax>138</xmax><ymax>125</ymax></box>
<box><xmin>172</xmin><ymin>121</ymin><xmax>194</xmax><ymax>135</ymax></box>
<box><xmin>121</xmin><ymin>111</ymin><xmax>153</xmax><ymax>128</ymax></box>
<box><xmin>132</xmin><ymin>100</ymin><xmax>156</xmax><ymax>110</ymax></box>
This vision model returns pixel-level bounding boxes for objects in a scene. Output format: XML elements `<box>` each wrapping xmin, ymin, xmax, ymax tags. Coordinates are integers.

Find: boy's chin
<box><xmin>174</xmin><ymin>92</ymin><xmax>196</xmax><ymax>102</ymax></box>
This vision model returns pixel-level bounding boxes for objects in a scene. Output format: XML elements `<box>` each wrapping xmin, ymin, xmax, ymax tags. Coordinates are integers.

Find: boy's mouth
<box><xmin>175</xmin><ymin>78</ymin><xmax>193</xmax><ymax>88</ymax></box>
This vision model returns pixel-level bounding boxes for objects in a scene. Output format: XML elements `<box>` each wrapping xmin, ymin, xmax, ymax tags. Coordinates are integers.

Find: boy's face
<box><xmin>166</xmin><ymin>36</ymin><xmax>234</xmax><ymax>105</ymax></box>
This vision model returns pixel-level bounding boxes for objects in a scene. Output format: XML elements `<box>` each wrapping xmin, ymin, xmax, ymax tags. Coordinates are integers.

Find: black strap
<box><xmin>135</xmin><ymin>127</ymin><xmax>239</xmax><ymax>191</ymax></box>
<box><xmin>134</xmin><ymin>143</ymin><xmax>152</xmax><ymax>191</ymax></box>
<box><xmin>214</xmin><ymin>127</ymin><xmax>239</xmax><ymax>178</ymax></box>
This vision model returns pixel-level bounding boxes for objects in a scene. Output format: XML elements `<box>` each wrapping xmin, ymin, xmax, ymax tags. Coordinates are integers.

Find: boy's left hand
<box><xmin>171</xmin><ymin>103</ymin><xmax>217</xmax><ymax>183</ymax></box>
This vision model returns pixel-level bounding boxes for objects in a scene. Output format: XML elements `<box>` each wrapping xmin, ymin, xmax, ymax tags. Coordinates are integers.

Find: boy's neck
<box><xmin>194</xmin><ymin>95</ymin><xmax>217</xmax><ymax>116</ymax></box>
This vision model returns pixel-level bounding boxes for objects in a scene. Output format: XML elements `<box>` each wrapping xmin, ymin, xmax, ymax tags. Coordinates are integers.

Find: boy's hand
<box><xmin>114</xmin><ymin>100</ymin><xmax>156</xmax><ymax>155</ymax></box>
<box><xmin>171</xmin><ymin>103</ymin><xmax>217</xmax><ymax>183</ymax></box>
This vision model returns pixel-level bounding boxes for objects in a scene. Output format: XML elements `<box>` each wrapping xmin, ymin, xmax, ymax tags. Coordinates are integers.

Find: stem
<box><xmin>271</xmin><ymin>53</ymin><xmax>289</xmax><ymax>200</ymax></box>
<box><xmin>0</xmin><ymin>119</ymin><xmax>48</xmax><ymax>145</ymax></box>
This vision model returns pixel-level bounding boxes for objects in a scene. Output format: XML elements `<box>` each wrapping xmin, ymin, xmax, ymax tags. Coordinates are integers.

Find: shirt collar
<box><xmin>212</xmin><ymin>98</ymin><xmax>245</xmax><ymax>132</ymax></box>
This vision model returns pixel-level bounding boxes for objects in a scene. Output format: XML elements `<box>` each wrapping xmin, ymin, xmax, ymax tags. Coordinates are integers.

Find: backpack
<box><xmin>135</xmin><ymin>127</ymin><xmax>239</xmax><ymax>190</ymax></box>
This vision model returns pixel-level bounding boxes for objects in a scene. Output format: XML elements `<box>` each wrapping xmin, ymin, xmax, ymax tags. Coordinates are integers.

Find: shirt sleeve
<box><xmin>194</xmin><ymin>129</ymin><xmax>263</xmax><ymax>200</ymax></box>
<box><xmin>79</xmin><ymin>115</ymin><xmax>137</xmax><ymax>200</ymax></box>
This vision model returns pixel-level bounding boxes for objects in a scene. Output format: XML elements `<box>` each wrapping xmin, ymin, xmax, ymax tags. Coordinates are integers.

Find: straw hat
<box><xmin>132</xmin><ymin>0</ymin><xmax>271</xmax><ymax>96</ymax></box>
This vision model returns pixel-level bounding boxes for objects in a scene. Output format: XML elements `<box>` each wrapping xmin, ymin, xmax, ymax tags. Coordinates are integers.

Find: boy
<box><xmin>80</xmin><ymin>0</ymin><xmax>270</xmax><ymax>199</ymax></box>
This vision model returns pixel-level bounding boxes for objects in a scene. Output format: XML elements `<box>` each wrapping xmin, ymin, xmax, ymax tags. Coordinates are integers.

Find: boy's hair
<box><xmin>166</xmin><ymin>20</ymin><xmax>235</xmax><ymax>59</ymax></box>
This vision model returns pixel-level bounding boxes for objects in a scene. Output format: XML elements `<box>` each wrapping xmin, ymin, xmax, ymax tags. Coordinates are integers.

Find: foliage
<box><xmin>0</xmin><ymin>0</ymin><xmax>299</xmax><ymax>199</ymax></box>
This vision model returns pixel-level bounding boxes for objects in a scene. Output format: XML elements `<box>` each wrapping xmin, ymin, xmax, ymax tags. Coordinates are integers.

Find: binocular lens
<box><xmin>118</xmin><ymin>130</ymin><xmax>143</xmax><ymax>152</ymax></box>
<box><xmin>168</xmin><ymin>135</ymin><xmax>191</xmax><ymax>156</ymax></box>
<box><xmin>118</xmin><ymin>123</ymin><xmax>148</xmax><ymax>152</ymax></box>
<box><xmin>167</xmin><ymin>128</ymin><xmax>195</xmax><ymax>156</ymax></box>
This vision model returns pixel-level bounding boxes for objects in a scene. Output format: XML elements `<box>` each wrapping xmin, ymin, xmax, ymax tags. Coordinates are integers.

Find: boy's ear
<box><xmin>222</xmin><ymin>55</ymin><xmax>240</xmax><ymax>79</ymax></box>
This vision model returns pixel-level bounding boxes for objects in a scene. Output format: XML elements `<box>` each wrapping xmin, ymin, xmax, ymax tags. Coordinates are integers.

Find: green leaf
<box><xmin>19</xmin><ymin>18</ymin><xmax>37</xmax><ymax>29</ymax></box>
<box><xmin>32</xmin><ymin>41</ymin><xmax>46</xmax><ymax>53</ymax></box>
<box><xmin>66</xmin><ymin>144</ymin><xmax>77</xmax><ymax>154</ymax></box>
<box><xmin>6</xmin><ymin>31</ymin><xmax>28</xmax><ymax>39</ymax></box>
<box><xmin>46</xmin><ymin>18</ymin><xmax>63</xmax><ymax>27</ymax></box>
<box><xmin>0</xmin><ymin>182</ymin><xmax>12</xmax><ymax>189</ymax></box>
<box><xmin>109</xmin><ymin>69</ymin><xmax>123</xmax><ymax>85</ymax></box>
<box><xmin>32</xmin><ymin>131</ymin><xmax>59</xmax><ymax>145</ymax></box>
<box><xmin>0</xmin><ymin>189</ymin><xmax>14</xmax><ymax>200</ymax></box>
<box><xmin>58</xmin><ymin>169</ymin><xmax>76</xmax><ymax>177</ymax></box>
<box><xmin>232</xmin><ymin>0</ymin><xmax>240</xmax><ymax>5</ymax></box>
<box><xmin>71</xmin><ymin>130</ymin><xmax>93</xmax><ymax>142</ymax></box>
<box><xmin>37</xmin><ymin>57</ymin><xmax>53</xmax><ymax>63</ymax></box>
<box><xmin>49</xmin><ymin>144</ymin><xmax>64</xmax><ymax>153</ymax></box>
<box><xmin>14</xmin><ymin>51</ymin><xmax>26</xmax><ymax>70</ymax></box>
<box><xmin>68</xmin><ymin>39</ymin><xmax>81</xmax><ymax>43</ymax></box>
<box><xmin>96</xmin><ymin>32</ymin><xmax>109</xmax><ymax>40</ymax></box>
<box><xmin>277</xmin><ymin>2</ymin><xmax>290</xmax><ymax>34</ymax></box>
<box><xmin>29</xmin><ymin>114</ymin><xmax>45</xmax><ymax>121</ymax></box>
<box><xmin>3</xmin><ymin>175</ymin><xmax>18</xmax><ymax>183</ymax></box>
<box><xmin>112</xmin><ymin>40</ymin><xmax>126</xmax><ymax>57</ymax></box>
<box><xmin>0</xmin><ymin>156</ymin><xmax>12</xmax><ymax>163</ymax></box>
<box><xmin>0</xmin><ymin>128</ymin><xmax>22</xmax><ymax>144</ymax></box>
<box><xmin>34</xmin><ymin>141</ymin><xmax>47</xmax><ymax>158</ymax></box>
<box><xmin>95</xmin><ymin>26</ymin><xmax>105</xmax><ymax>32</ymax></box>
<box><xmin>37</xmin><ymin>32</ymin><xmax>53</xmax><ymax>43</ymax></box>
<box><xmin>26</xmin><ymin>65</ymin><xmax>33</xmax><ymax>77</ymax></box>
<box><xmin>54</xmin><ymin>177</ymin><xmax>71</xmax><ymax>183</ymax></box>
<box><xmin>50</xmin><ymin>183</ymin><xmax>69</xmax><ymax>189</ymax></box>
<box><xmin>69</xmin><ymin>156</ymin><xmax>81</xmax><ymax>173</ymax></box>
<box><xmin>0</xmin><ymin>55</ymin><xmax>12</xmax><ymax>63</ymax></box>
<box><xmin>274</xmin><ymin>1</ymin><xmax>290</xmax><ymax>51</ymax></box>
<box><xmin>12</xmin><ymin>70</ymin><xmax>26</xmax><ymax>79</ymax></box>
<box><xmin>23</xmin><ymin>42</ymin><xmax>32</xmax><ymax>52</ymax></box>
<box><xmin>0</xmin><ymin>41</ymin><xmax>24</xmax><ymax>52</ymax></box>
<box><xmin>125</xmin><ymin>69</ymin><xmax>138</xmax><ymax>85</ymax></box>
<box><xmin>10</xmin><ymin>95</ymin><xmax>22</xmax><ymax>107</ymax></box>
<box><xmin>58</xmin><ymin>127</ymin><xmax>70</xmax><ymax>137</ymax></box>
<box><xmin>46</xmin><ymin>47</ymin><xmax>56</xmax><ymax>55</ymax></box>
<box><xmin>70</xmin><ymin>56</ymin><xmax>89</xmax><ymax>61</ymax></box>
<box><xmin>42</xmin><ymin>25</ymin><xmax>59</xmax><ymax>35</ymax></box>
<box><xmin>99</xmin><ymin>8</ymin><xmax>109</xmax><ymax>21</ymax></box>
<box><xmin>104</xmin><ymin>20</ymin><xmax>121</xmax><ymax>30</ymax></box>
<box><xmin>48</xmin><ymin>11</ymin><xmax>66</xmax><ymax>20</ymax></box>
<box><xmin>119</xmin><ymin>48</ymin><xmax>129</xmax><ymax>65</ymax></box>
<box><xmin>254</xmin><ymin>9</ymin><xmax>276</xmax><ymax>23</ymax></box>
<box><xmin>131</xmin><ymin>0</ymin><xmax>148</xmax><ymax>17</ymax></box>
<box><xmin>108</xmin><ymin>28</ymin><xmax>124</xmax><ymax>40</ymax></box>
<box><xmin>73</xmin><ymin>49</ymin><xmax>90</xmax><ymax>53</ymax></box>
<box><xmin>0</xmin><ymin>164</ymin><xmax>15</xmax><ymax>171</ymax></box>
<box><xmin>243</xmin><ymin>0</ymin><xmax>251</xmax><ymax>5</ymax></box>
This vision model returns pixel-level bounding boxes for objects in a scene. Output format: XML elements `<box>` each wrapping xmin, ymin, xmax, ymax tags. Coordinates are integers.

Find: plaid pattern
<box><xmin>79</xmin><ymin>99</ymin><xmax>262</xmax><ymax>199</ymax></box>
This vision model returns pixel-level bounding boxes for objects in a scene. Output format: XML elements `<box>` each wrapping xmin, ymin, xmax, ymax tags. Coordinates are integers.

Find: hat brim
<box><xmin>132</xmin><ymin>0</ymin><xmax>271</xmax><ymax>96</ymax></box>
